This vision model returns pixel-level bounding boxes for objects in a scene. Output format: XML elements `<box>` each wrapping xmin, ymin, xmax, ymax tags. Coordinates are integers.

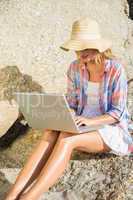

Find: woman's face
<box><xmin>75</xmin><ymin>49</ymin><xmax>99</xmax><ymax>64</ymax></box>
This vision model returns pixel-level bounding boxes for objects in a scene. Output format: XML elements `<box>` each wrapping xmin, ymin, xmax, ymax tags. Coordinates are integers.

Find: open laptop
<box><xmin>13</xmin><ymin>92</ymin><xmax>104</xmax><ymax>134</ymax></box>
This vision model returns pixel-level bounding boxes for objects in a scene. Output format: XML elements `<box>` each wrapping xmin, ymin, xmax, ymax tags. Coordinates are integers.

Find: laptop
<box><xmin>13</xmin><ymin>92</ymin><xmax>104</xmax><ymax>134</ymax></box>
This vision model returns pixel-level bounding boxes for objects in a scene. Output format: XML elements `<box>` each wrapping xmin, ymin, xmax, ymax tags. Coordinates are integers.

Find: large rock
<box><xmin>0</xmin><ymin>100</ymin><xmax>19</xmax><ymax>137</ymax></box>
<box><xmin>0</xmin><ymin>66</ymin><xmax>43</xmax><ymax>137</ymax></box>
<box><xmin>0</xmin><ymin>0</ymin><xmax>132</xmax><ymax>88</ymax></box>
<box><xmin>0</xmin><ymin>66</ymin><xmax>43</xmax><ymax>102</ymax></box>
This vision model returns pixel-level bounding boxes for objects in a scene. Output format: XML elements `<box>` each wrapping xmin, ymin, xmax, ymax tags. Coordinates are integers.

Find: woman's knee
<box><xmin>56</xmin><ymin>131</ymin><xmax>76</xmax><ymax>148</ymax></box>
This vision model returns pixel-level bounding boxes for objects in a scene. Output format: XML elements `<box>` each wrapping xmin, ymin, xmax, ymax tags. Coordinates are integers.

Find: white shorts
<box><xmin>98</xmin><ymin>124</ymin><xmax>130</xmax><ymax>156</ymax></box>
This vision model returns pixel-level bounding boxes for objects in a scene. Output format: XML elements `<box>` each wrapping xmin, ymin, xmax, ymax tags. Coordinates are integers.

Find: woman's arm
<box><xmin>65</xmin><ymin>62</ymin><xmax>78</xmax><ymax>112</ymax></box>
<box><xmin>105</xmin><ymin>62</ymin><xmax>128</xmax><ymax>122</ymax></box>
<box><xmin>75</xmin><ymin>114</ymin><xmax>118</xmax><ymax>127</ymax></box>
<box><xmin>86</xmin><ymin>114</ymin><xmax>118</xmax><ymax>126</ymax></box>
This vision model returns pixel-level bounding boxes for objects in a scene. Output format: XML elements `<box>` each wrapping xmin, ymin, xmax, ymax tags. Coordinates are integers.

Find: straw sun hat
<box><xmin>60</xmin><ymin>17</ymin><xmax>112</xmax><ymax>53</ymax></box>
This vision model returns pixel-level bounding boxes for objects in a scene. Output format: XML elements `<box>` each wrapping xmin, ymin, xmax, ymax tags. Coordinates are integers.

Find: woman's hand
<box><xmin>74</xmin><ymin>116</ymin><xmax>93</xmax><ymax>127</ymax></box>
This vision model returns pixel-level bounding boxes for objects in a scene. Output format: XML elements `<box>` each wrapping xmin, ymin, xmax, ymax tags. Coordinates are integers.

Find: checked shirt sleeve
<box><xmin>65</xmin><ymin>62</ymin><xmax>78</xmax><ymax>112</ymax></box>
<box><xmin>106</xmin><ymin>63</ymin><xmax>128</xmax><ymax>122</ymax></box>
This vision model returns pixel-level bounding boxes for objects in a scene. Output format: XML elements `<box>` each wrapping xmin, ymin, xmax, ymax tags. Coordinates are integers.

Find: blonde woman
<box><xmin>5</xmin><ymin>17</ymin><xmax>133</xmax><ymax>200</ymax></box>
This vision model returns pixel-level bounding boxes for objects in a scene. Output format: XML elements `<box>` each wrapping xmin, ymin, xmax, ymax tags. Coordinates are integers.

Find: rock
<box><xmin>0</xmin><ymin>66</ymin><xmax>43</xmax><ymax>102</ymax></box>
<box><xmin>0</xmin><ymin>0</ymin><xmax>132</xmax><ymax>92</ymax></box>
<box><xmin>0</xmin><ymin>151</ymin><xmax>132</xmax><ymax>200</ymax></box>
<box><xmin>0</xmin><ymin>100</ymin><xmax>19</xmax><ymax>137</ymax></box>
<box><xmin>49</xmin><ymin>153</ymin><xmax>133</xmax><ymax>200</ymax></box>
<box><xmin>0</xmin><ymin>66</ymin><xmax>43</xmax><ymax>137</ymax></box>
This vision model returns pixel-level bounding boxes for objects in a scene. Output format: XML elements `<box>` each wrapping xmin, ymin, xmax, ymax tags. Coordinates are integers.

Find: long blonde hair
<box><xmin>76</xmin><ymin>48</ymin><xmax>116</xmax><ymax>65</ymax></box>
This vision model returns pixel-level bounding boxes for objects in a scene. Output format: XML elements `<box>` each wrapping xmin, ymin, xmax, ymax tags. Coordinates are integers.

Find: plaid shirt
<box><xmin>66</xmin><ymin>58</ymin><xmax>133</xmax><ymax>145</ymax></box>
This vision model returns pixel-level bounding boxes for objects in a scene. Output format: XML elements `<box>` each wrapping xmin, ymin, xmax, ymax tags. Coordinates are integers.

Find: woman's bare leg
<box><xmin>18</xmin><ymin>130</ymin><xmax>111</xmax><ymax>200</ymax></box>
<box><xmin>5</xmin><ymin>129</ymin><xmax>60</xmax><ymax>200</ymax></box>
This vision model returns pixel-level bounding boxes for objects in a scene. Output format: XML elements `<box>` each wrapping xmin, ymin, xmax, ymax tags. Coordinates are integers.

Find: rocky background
<box><xmin>0</xmin><ymin>0</ymin><xmax>133</xmax><ymax>93</ymax></box>
<box><xmin>0</xmin><ymin>0</ymin><xmax>133</xmax><ymax>200</ymax></box>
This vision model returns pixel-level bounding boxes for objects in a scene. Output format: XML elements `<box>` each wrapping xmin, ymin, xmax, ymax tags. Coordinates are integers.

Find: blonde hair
<box><xmin>76</xmin><ymin>48</ymin><xmax>116</xmax><ymax>65</ymax></box>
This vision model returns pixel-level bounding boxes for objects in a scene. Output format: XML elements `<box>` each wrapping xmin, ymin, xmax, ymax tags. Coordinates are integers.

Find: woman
<box><xmin>5</xmin><ymin>17</ymin><xmax>133</xmax><ymax>200</ymax></box>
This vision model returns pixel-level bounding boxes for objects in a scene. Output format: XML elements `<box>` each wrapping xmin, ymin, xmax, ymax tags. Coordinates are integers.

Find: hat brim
<box><xmin>60</xmin><ymin>38</ymin><xmax>112</xmax><ymax>53</ymax></box>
